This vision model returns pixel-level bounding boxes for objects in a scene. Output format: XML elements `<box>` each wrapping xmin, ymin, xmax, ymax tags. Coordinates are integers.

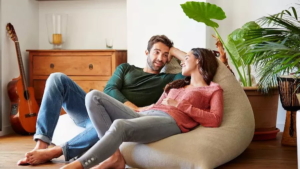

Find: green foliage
<box><xmin>226</xmin><ymin>21</ymin><xmax>262</xmax><ymax>87</ymax></box>
<box><xmin>181</xmin><ymin>1</ymin><xmax>300</xmax><ymax>92</ymax></box>
<box><xmin>180</xmin><ymin>1</ymin><xmax>251</xmax><ymax>87</ymax></box>
<box><xmin>238</xmin><ymin>7</ymin><xmax>300</xmax><ymax>92</ymax></box>
<box><xmin>180</xmin><ymin>1</ymin><xmax>226</xmax><ymax>28</ymax></box>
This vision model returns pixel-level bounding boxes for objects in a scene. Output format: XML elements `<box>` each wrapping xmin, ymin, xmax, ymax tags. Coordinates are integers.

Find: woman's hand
<box><xmin>161</xmin><ymin>98</ymin><xmax>178</xmax><ymax>107</ymax></box>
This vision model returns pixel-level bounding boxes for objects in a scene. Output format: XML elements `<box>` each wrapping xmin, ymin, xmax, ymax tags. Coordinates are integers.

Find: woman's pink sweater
<box><xmin>151</xmin><ymin>82</ymin><xmax>223</xmax><ymax>132</ymax></box>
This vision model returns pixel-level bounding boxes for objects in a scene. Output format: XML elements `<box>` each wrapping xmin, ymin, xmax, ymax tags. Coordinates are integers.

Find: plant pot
<box><xmin>244</xmin><ymin>87</ymin><xmax>280</xmax><ymax>141</ymax></box>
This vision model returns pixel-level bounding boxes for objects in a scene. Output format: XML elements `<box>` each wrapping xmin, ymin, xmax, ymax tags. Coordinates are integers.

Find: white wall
<box><xmin>38</xmin><ymin>0</ymin><xmax>127</xmax><ymax>49</ymax></box>
<box><xmin>0</xmin><ymin>0</ymin><xmax>39</xmax><ymax>136</ymax></box>
<box><xmin>207</xmin><ymin>0</ymin><xmax>298</xmax><ymax>131</ymax></box>
<box><xmin>127</xmin><ymin>0</ymin><xmax>206</xmax><ymax>67</ymax></box>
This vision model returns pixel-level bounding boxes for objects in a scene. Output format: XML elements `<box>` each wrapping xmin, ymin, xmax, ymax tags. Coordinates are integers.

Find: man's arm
<box><xmin>104</xmin><ymin>63</ymin><xmax>139</xmax><ymax>110</ymax></box>
<box><xmin>169</xmin><ymin>47</ymin><xmax>186</xmax><ymax>63</ymax></box>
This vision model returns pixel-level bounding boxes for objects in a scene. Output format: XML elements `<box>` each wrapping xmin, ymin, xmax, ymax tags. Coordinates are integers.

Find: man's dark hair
<box><xmin>147</xmin><ymin>35</ymin><xmax>173</xmax><ymax>51</ymax></box>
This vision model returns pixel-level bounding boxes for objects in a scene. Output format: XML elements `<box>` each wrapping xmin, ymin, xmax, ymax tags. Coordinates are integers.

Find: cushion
<box><xmin>120</xmin><ymin>59</ymin><xmax>255</xmax><ymax>169</ymax></box>
<box><xmin>161</xmin><ymin>57</ymin><xmax>182</xmax><ymax>74</ymax></box>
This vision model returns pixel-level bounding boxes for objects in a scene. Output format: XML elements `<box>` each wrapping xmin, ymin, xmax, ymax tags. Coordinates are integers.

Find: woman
<box><xmin>60</xmin><ymin>48</ymin><xmax>223</xmax><ymax>169</ymax></box>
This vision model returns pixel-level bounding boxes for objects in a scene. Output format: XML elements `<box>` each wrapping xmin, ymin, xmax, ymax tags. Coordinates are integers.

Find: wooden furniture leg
<box><xmin>282</xmin><ymin>111</ymin><xmax>297</xmax><ymax>146</ymax></box>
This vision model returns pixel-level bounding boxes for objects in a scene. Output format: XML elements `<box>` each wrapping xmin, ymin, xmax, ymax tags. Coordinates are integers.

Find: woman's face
<box><xmin>181</xmin><ymin>51</ymin><xmax>199</xmax><ymax>76</ymax></box>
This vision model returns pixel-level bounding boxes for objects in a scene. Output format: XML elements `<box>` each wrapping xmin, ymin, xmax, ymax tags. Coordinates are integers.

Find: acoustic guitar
<box><xmin>6</xmin><ymin>23</ymin><xmax>39</xmax><ymax>135</ymax></box>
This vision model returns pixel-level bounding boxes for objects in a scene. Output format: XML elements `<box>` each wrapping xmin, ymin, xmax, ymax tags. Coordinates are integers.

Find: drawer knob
<box><xmin>50</xmin><ymin>63</ymin><xmax>54</xmax><ymax>69</ymax></box>
<box><xmin>89</xmin><ymin>64</ymin><xmax>93</xmax><ymax>70</ymax></box>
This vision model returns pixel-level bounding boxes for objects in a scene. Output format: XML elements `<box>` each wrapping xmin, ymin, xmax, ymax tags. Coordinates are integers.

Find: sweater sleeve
<box><xmin>103</xmin><ymin>63</ymin><xmax>129</xmax><ymax>103</ymax></box>
<box><xmin>176</xmin><ymin>89</ymin><xmax>224</xmax><ymax>127</ymax></box>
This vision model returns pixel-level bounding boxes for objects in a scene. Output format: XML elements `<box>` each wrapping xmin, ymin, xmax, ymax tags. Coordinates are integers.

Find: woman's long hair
<box><xmin>164</xmin><ymin>48</ymin><xmax>219</xmax><ymax>93</ymax></box>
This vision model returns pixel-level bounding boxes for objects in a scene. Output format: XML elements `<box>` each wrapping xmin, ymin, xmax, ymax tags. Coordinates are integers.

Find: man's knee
<box><xmin>47</xmin><ymin>72</ymin><xmax>68</xmax><ymax>84</ymax></box>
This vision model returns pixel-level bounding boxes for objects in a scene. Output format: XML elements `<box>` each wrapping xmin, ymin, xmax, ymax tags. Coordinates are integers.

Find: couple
<box><xmin>18</xmin><ymin>35</ymin><xmax>223</xmax><ymax>169</ymax></box>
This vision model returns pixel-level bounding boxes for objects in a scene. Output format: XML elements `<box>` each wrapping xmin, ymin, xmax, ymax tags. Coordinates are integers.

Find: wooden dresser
<box><xmin>27</xmin><ymin>50</ymin><xmax>127</xmax><ymax>106</ymax></box>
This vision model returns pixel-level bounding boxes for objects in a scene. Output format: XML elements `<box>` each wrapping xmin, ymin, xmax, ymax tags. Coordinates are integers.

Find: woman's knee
<box><xmin>85</xmin><ymin>90</ymin><xmax>103</xmax><ymax>109</ymax></box>
<box><xmin>109</xmin><ymin>119</ymin><xmax>127</xmax><ymax>134</ymax></box>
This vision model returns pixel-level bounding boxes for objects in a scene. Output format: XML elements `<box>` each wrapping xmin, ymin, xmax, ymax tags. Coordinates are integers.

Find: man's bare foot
<box><xmin>91</xmin><ymin>150</ymin><xmax>125</xmax><ymax>169</ymax></box>
<box><xmin>60</xmin><ymin>161</ymin><xmax>83</xmax><ymax>169</ymax></box>
<box><xmin>25</xmin><ymin>146</ymin><xmax>63</xmax><ymax>165</ymax></box>
<box><xmin>17</xmin><ymin>140</ymin><xmax>49</xmax><ymax>165</ymax></box>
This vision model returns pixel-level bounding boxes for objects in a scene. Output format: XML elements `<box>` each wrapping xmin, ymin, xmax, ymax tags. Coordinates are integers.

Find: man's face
<box><xmin>146</xmin><ymin>42</ymin><xmax>170</xmax><ymax>72</ymax></box>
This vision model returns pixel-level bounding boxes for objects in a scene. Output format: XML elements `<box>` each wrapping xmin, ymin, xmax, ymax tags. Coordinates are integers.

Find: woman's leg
<box><xmin>84</xmin><ymin>90</ymin><xmax>141</xmax><ymax>137</ymax></box>
<box><xmin>78</xmin><ymin>113</ymin><xmax>180</xmax><ymax>169</ymax></box>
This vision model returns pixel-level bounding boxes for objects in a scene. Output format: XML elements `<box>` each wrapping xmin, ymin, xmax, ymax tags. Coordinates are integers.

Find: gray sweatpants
<box><xmin>78</xmin><ymin>90</ymin><xmax>181</xmax><ymax>169</ymax></box>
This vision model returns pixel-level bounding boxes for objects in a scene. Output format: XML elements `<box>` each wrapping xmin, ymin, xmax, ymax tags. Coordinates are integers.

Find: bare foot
<box><xmin>91</xmin><ymin>150</ymin><xmax>125</xmax><ymax>169</ymax></box>
<box><xmin>17</xmin><ymin>158</ymin><xmax>29</xmax><ymax>165</ymax></box>
<box><xmin>17</xmin><ymin>140</ymin><xmax>49</xmax><ymax>165</ymax></box>
<box><xmin>25</xmin><ymin>146</ymin><xmax>63</xmax><ymax>165</ymax></box>
<box><xmin>60</xmin><ymin>161</ymin><xmax>83</xmax><ymax>169</ymax></box>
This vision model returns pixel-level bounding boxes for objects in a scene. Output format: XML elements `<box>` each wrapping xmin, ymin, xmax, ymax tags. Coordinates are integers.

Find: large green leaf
<box><xmin>180</xmin><ymin>1</ymin><xmax>226</xmax><ymax>28</ymax></box>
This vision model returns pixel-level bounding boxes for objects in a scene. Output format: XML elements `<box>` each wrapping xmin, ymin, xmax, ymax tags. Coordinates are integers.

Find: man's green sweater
<box><xmin>104</xmin><ymin>63</ymin><xmax>184</xmax><ymax>107</ymax></box>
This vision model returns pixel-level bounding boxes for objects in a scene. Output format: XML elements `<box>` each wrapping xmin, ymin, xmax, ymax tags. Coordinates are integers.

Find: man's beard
<box><xmin>147</xmin><ymin>56</ymin><xmax>164</xmax><ymax>71</ymax></box>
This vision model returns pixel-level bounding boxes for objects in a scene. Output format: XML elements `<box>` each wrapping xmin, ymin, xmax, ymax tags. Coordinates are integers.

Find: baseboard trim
<box><xmin>0</xmin><ymin>125</ymin><xmax>14</xmax><ymax>137</ymax></box>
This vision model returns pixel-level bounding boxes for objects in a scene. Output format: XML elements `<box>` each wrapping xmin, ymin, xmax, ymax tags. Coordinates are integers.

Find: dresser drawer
<box><xmin>32</xmin><ymin>56</ymin><xmax>112</xmax><ymax>76</ymax></box>
<box><xmin>33</xmin><ymin>80</ymin><xmax>107</xmax><ymax>100</ymax></box>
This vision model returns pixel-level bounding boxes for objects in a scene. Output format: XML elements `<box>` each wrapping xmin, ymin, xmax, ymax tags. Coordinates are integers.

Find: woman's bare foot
<box><xmin>91</xmin><ymin>150</ymin><xmax>125</xmax><ymax>169</ymax></box>
<box><xmin>60</xmin><ymin>160</ymin><xmax>83</xmax><ymax>169</ymax></box>
<box><xmin>17</xmin><ymin>140</ymin><xmax>49</xmax><ymax>165</ymax></box>
<box><xmin>25</xmin><ymin>146</ymin><xmax>63</xmax><ymax>165</ymax></box>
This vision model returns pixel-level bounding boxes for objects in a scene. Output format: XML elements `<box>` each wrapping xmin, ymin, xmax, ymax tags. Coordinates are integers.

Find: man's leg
<box><xmin>19</xmin><ymin>73</ymin><xmax>97</xmax><ymax>165</ymax></box>
<box><xmin>24</xmin><ymin>83</ymin><xmax>138</xmax><ymax>165</ymax></box>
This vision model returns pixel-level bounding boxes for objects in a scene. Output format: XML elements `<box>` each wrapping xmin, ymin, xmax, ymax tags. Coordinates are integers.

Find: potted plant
<box><xmin>236</xmin><ymin>6</ymin><xmax>300</xmax><ymax>145</ymax></box>
<box><xmin>180</xmin><ymin>1</ymin><xmax>280</xmax><ymax>140</ymax></box>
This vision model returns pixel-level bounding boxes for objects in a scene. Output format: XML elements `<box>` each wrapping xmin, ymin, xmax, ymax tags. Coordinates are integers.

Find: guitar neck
<box><xmin>14</xmin><ymin>42</ymin><xmax>28</xmax><ymax>90</ymax></box>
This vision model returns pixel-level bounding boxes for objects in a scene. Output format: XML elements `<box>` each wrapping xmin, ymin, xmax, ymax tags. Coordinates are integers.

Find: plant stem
<box><xmin>213</xmin><ymin>27</ymin><xmax>246</xmax><ymax>86</ymax></box>
<box><xmin>247</xmin><ymin>65</ymin><xmax>252</xmax><ymax>86</ymax></box>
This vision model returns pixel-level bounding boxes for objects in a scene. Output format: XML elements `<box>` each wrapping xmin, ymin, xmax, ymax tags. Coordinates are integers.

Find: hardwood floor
<box><xmin>0</xmin><ymin>132</ymin><xmax>297</xmax><ymax>169</ymax></box>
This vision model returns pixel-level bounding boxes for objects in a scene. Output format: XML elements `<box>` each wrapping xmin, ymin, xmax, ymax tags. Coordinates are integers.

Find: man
<box><xmin>18</xmin><ymin>35</ymin><xmax>186</xmax><ymax>168</ymax></box>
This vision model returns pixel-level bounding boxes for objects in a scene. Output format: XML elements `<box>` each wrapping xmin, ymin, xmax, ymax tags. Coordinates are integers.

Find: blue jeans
<box><xmin>34</xmin><ymin>73</ymin><xmax>98</xmax><ymax>161</ymax></box>
<box><xmin>77</xmin><ymin>90</ymin><xmax>181</xmax><ymax>168</ymax></box>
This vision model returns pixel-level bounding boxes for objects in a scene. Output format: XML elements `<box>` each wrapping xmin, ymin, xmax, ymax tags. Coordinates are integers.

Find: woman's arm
<box><xmin>176</xmin><ymin>90</ymin><xmax>224</xmax><ymax>127</ymax></box>
<box><xmin>155</xmin><ymin>92</ymin><xmax>168</xmax><ymax>105</ymax></box>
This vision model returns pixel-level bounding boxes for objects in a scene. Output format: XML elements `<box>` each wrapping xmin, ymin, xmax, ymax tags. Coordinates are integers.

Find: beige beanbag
<box><xmin>120</xmin><ymin>60</ymin><xmax>255</xmax><ymax>169</ymax></box>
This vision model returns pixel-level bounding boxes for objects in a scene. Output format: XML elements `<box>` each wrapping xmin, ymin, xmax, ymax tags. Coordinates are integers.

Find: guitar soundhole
<box><xmin>10</xmin><ymin>104</ymin><xmax>18</xmax><ymax>115</ymax></box>
<box><xmin>23</xmin><ymin>90</ymin><xmax>30</xmax><ymax>100</ymax></box>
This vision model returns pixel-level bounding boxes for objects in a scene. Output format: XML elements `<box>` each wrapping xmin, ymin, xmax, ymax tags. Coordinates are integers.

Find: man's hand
<box><xmin>161</xmin><ymin>98</ymin><xmax>178</xmax><ymax>107</ymax></box>
<box><xmin>124</xmin><ymin>101</ymin><xmax>139</xmax><ymax>111</ymax></box>
<box><xmin>136</xmin><ymin>104</ymin><xmax>154</xmax><ymax>112</ymax></box>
